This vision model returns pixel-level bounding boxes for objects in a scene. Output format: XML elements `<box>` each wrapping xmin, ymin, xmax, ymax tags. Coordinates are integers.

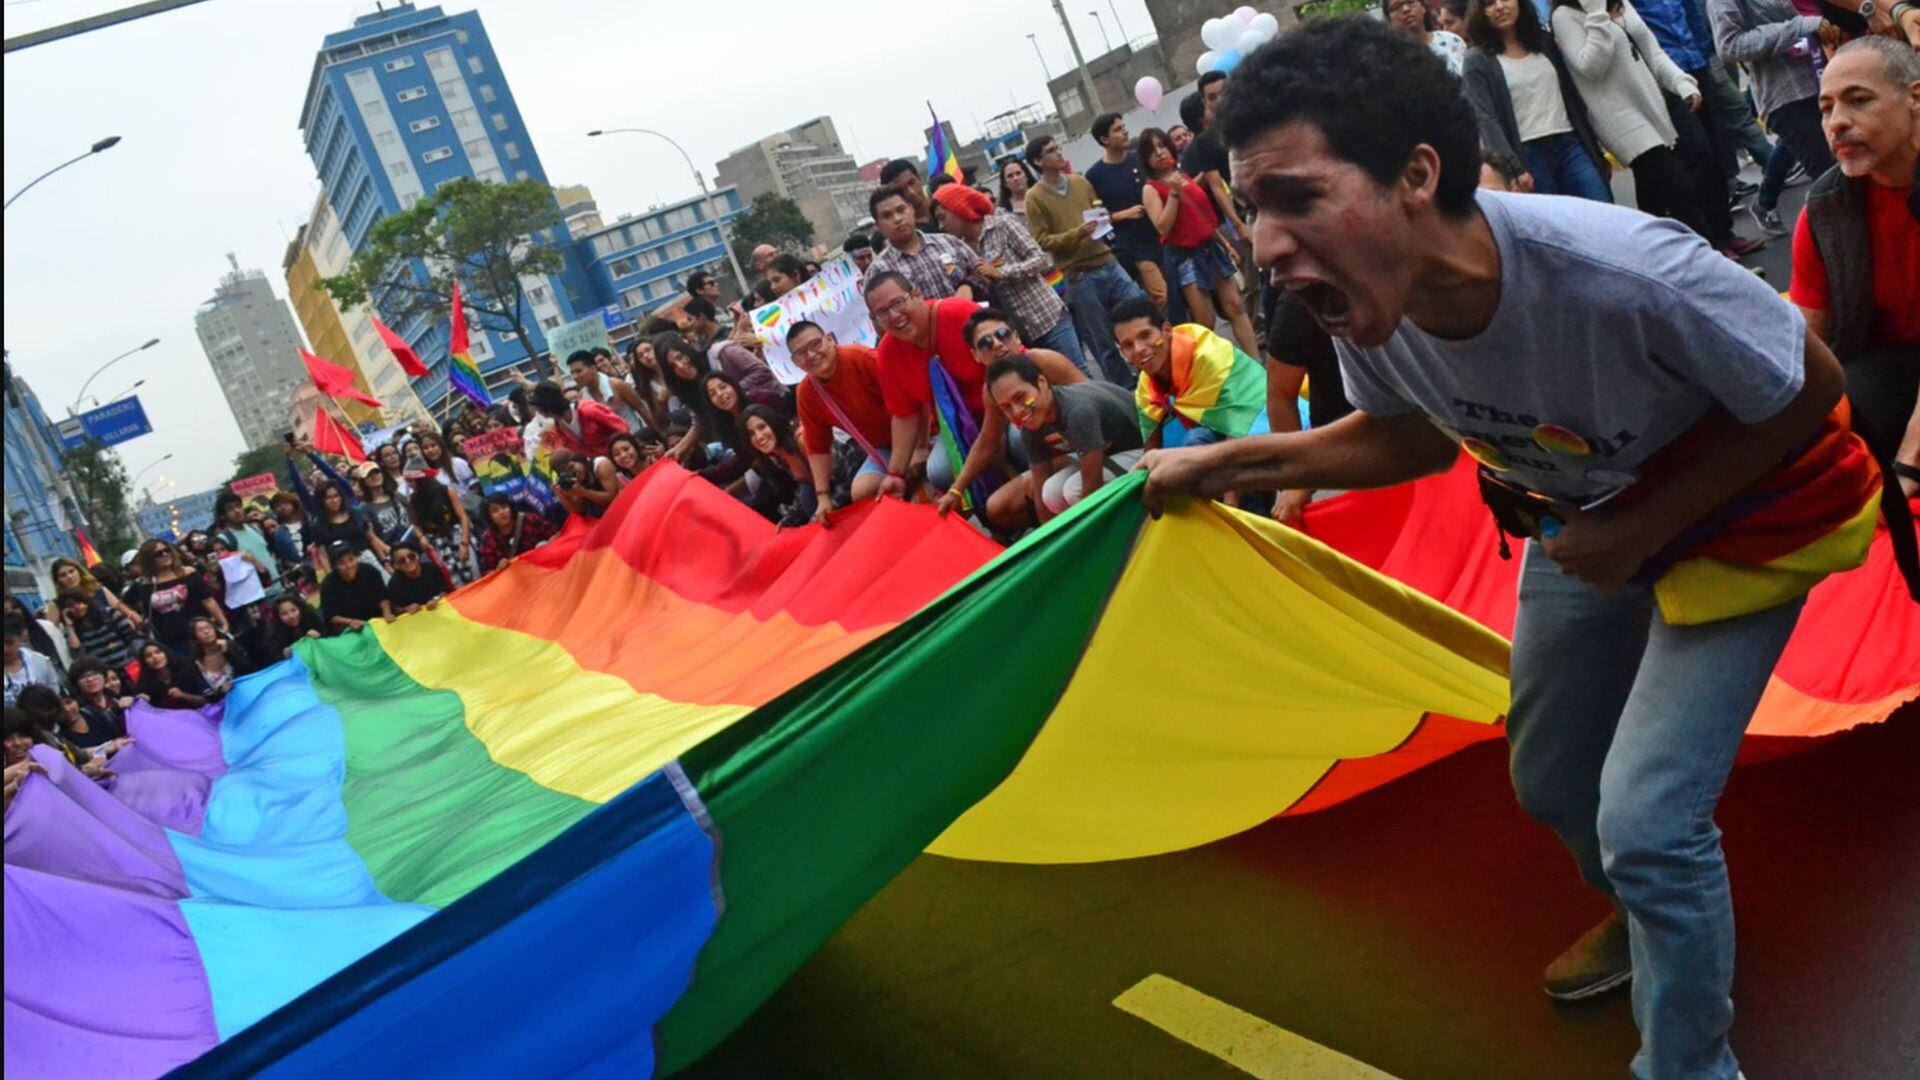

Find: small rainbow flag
<box><xmin>926</xmin><ymin>103</ymin><xmax>964</xmax><ymax>184</ymax></box>
<box><xmin>447</xmin><ymin>279</ymin><xmax>492</xmax><ymax>408</ymax></box>
<box><xmin>1045</xmin><ymin>267</ymin><xmax>1067</xmax><ymax>298</ymax></box>
<box><xmin>74</xmin><ymin>527</ymin><xmax>102</xmax><ymax>568</ymax></box>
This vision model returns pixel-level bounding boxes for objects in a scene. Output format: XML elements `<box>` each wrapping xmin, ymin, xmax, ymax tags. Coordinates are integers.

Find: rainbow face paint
<box><xmin>1461</xmin><ymin>438</ymin><xmax>1510</xmax><ymax>472</ymax></box>
<box><xmin>1532</xmin><ymin>424</ymin><xmax>1591</xmax><ymax>457</ymax></box>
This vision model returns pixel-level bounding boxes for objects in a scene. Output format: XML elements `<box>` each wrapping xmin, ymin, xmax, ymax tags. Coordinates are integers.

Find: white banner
<box><xmin>747</xmin><ymin>256</ymin><xmax>877</xmax><ymax>385</ymax></box>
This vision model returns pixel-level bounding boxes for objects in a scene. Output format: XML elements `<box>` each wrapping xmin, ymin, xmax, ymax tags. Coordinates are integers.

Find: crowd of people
<box><xmin>5</xmin><ymin>7</ymin><xmax>1916</xmax><ymax>1074</ymax></box>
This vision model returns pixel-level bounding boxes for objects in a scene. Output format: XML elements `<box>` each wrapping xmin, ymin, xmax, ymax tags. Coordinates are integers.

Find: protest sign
<box><xmin>545</xmin><ymin>314</ymin><xmax>611</xmax><ymax>366</ymax></box>
<box><xmin>229</xmin><ymin>473</ymin><xmax>280</xmax><ymax>513</ymax></box>
<box><xmin>462</xmin><ymin>429</ymin><xmax>558</xmax><ymax>513</ymax></box>
<box><xmin>747</xmin><ymin>256</ymin><xmax>876</xmax><ymax>384</ymax></box>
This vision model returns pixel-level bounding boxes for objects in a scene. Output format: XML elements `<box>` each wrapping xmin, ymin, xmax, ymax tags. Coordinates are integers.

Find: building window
<box><xmin>422</xmin><ymin>147</ymin><xmax>453</xmax><ymax>163</ymax></box>
<box><xmin>591</xmin><ymin>234</ymin><xmax>618</xmax><ymax>258</ymax></box>
<box><xmin>383</xmin><ymin>56</ymin><xmax>415</xmax><ymax>71</ymax></box>
<box><xmin>503</xmin><ymin>141</ymin><xmax>520</xmax><ymax>160</ymax></box>
<box><xmin>396</xmin><ymin>86</ymin><xmax>429</xmax><ymax>103</ymax></box>
<box><xmin>515</xmin><ymin>169</ymin><xmax>530</xmax><ymax>181</ymax></box>
<box><xmin>467</xmin><ymin>55</ymin><xmax>484</xmax><ymax>74</ymax></box>
<box><xmin>528</xmin><ymin>285</ymin><xmax>550</xmax><ymax>305</ymax></box>
<box><xmin>463</xmin><ymin>137</ymin><xmax>491</xmax><ymax>159</ymax></box>
<box><xmin>388</xmin><ymin>160</ymin><xmax>413</xmax><ymax>179</ymax></box>
<box><xmin>408</xmin><ymin>116</ymin><xmax>441</xmax><ymax>132</ymax></box>
<box><xmin>609</xmin><ymin>257</ymin><xmax>637</xmax><ymax>277</ymax></box>
<box><xmin>540</xmin><ymin>314</ymin><xmax>562</xmax><ymax>330</ymax></box>
<box><xmin>456</xmin><ymin>29</ymin><xmax>469</xmax><ymax>43</ymax></box>
<box><xmin>491</xmin><ymin>112</ymin><xmax>508</xmax><ymax>132</ymax></box>
<box><xmin>375</xmin><ymin>129</ymin><xmax>401</xmax><ymax>147</ymax></box>
<box><xmin>478</xmin><ymin>84</ymin><xmax>496</xmax><ymax>103</ymax></box>
<box><xmin>473</xmin><ymin>165</ymin><xmax>505</xmax><ymax>183</ymax></box>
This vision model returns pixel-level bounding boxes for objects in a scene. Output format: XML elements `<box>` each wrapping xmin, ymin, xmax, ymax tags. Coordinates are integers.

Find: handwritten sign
<box><xmin>747</xmin><ymin>256</ymin><xmax>877</xmax><ymax>384</ymax></box>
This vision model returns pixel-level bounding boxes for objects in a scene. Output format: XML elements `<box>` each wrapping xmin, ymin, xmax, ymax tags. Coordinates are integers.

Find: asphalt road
<box><xmin>685</xmin><ymin>704</ymin><xmax>1918</xmax><ymax>1079</ymax></box>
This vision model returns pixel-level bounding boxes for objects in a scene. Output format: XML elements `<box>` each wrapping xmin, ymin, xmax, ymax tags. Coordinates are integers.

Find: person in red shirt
<box><xmin>864</xmin><ymin>271</ymin><xmax>985</xmax><ymax>498</ymax></box>
<box><xmin>530</xmin><ymin>380</ymin><xmax>629</xmax><ymax>458</ymax></box>
<box><xmin>1790</xmin><ymin>38</ymin><xmax>1919</xmax><ymax>509</ymax></box>
<box><xmin>789</xmin><ymin>320</ymin><xmax>892</xmax><ymax>516</ymax></box>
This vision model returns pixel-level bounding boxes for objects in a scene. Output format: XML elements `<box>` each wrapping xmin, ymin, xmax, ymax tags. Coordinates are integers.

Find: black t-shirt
<box><xmin>362</xmin><ymin>497</ymin><xmax>414</xmax><ymax>545</ymax></box>
<box><xmin>125</xmin><ymin>574</ymin><xmax>215</xmax><ymax>649</ymax></box>
<box><xmin>387</xmin><ymin>563</ymin><xmax>449</xmax><ymax>611</ymax></box>
<box><xmin>1264</xmin><ymin>291</ymin><xmax>1353</xmax><ymax>430</ymax></box>
<box><xmin>1179</xmin><ymin>129</ymin><xmax>1229</xmax><ymax>184</ymax></box>
<box><xmin>310</xmin><ymin>510</ymin><xmax>372</xmax><ymax>556</ymax></box>
<box><xmin>65</xmin><ymin>704</ymin><xmax>124</xmax><ymax>749</ymax></box>
<box><xmin>136</xmin><ymin>656</ymin><xmax>210</xmax><ymax>705</ymax></box>
<box><xmin>1083</xmin><ymin>154</ymin><xmax>1162</xmax><ymax>262</ymax></box>
<box><xmin>321</xmin><ymin>569</ymin><xmax>389</xmax><ymax>623</ymax></box>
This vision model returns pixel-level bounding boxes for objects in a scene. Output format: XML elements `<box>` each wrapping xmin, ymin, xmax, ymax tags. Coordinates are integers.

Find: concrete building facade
<box><xmin>194</xmin><ymin>257</ymin><xmax>311</xmax><ymax>450</ymax></box>
<box><xmin>715</xmin><ymin>117</ymin><xmax>867</xmax><ymax>243</ymax></box>
<box><xmin>1046</xmin><ymin>40</ymin><xmax>1179</xmax><ymax>135</ymax></box>
<box><xmin>576</xmin><ymin>187</ymin><xmax>745</xmax><ymax>348</ymax></box>
<box><xmin>3</xmin><ymin>361</ymin><xmax>84</xmax><ymax>604</ymax></box>
<box><xmin>283</xmin><ymin>190</ymin><xmax>430</xmax><ymax>427</ymax></box>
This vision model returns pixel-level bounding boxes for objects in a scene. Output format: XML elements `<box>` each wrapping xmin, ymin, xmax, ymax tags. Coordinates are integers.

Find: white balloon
<box><xmin>1235</xmin><ymin>5</ymin><xmax>1259</xmax><ymax>23</ymax></box>
<box><xmin>1134</xmin><ymin>75</ymin><xmax>1164</xmax><ymax>112</ymax></box>
<box><xmin>1236</xmin><ymin>27</ymin><xmax>1267</xmax><ymax>54</ymax></box>
<box><xmin>1200</xmin><ymin>17</ymin><xmax>1238</xmax><ymax>50</ymax></box>
<box><xmin>1250</xmin><ymin>11</ymin><xmax>1281</xmax><ymax>39</ymax></box>
<box><xmin>1196</xmin><ymin>49</ymin><xmax>1220</xmax><ymax>76</ymax></box>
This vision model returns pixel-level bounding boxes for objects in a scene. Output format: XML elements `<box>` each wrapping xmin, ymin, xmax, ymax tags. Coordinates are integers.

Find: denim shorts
<box><xmin>1167</xmin><ymin>241</ymin><xmax>1236</xmax><ymax>290</ymax></box>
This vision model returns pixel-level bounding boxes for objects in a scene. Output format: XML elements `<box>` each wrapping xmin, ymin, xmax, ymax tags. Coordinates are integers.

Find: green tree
<box><xmin>322</xmin><ymin>177</ymin><xmax>568</xmax><ymax>378</ymax></box>
<box><xmin>65</xmin><ymin>439</ymin><xmax>136</xmax><ymax>563</ymax></box>
<box><xmin>229</xmin><ymin>443</ymin><xmax>289</xmax><ymax>487</ymax></box>
<box><xmin>727</xmin><ymin>193</ymin><xmax>815</xmax><ymax>267</ymax></box>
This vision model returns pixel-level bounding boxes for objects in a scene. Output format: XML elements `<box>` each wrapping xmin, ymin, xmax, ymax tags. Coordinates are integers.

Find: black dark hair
<box><xmin>685</xmin><ymin>271</ymin><xmax>715</xmax><ymax>295</ymax></box>
<box><xmin>984</xmin><ymin>353</ymin><xmax>1044</xmax><ymax>388</ymax></box>
<box><xmin>605</xmin><ymin>432</ymin><xmax>647</xmax><ymax>476</ymax></box>
<box><xmin>14</xmin><ymin>684</ymin><xmax>61</xmax><ymax>725</ymax></box>
<box><xmin>67</xmin><ymin>654</ymin><xmax>111</xmax><ymax>692</ymax></box>
<box><xmin>740</xmin><ymin>404</ymin><xmax>802</xmax><ymax>460</ymax></box>
<box><xmin>682</xmin><ymin>296</ymin><xmax>718</xmax><ymax>323</ymax></box>
<box><xmin>652</xmin><ymin>331</ymin><xmax>711</xmax><ymax>414</ymax></box>
<box><xmin>1382</xmin><ymin>0</ymin><xmax>1442</xmax><ymax>29</ymax></box>
<box><xmin>643</xmin><ymin>316</ymin><xmax>680</xmax><ymax>336</ymax></box>
<box><xmin>266</xmin><ymin>594</ymin><xmax>327</xmax><ymax>649</ymax></box>
<box><xmin>482</xmin><ymin>494</ymin><xmax>519</xmax><ymax>527</ymax></box>
<box><xmin>1197</xmin><ymin>70</ymin><xmax>1228</xmax><ymax>94</ymax></box>
<box><xmin>1110</xmin><ymin>295</ymin><xmax>1169</xmax><ymax>329</ymax></box>
<box><xmin>784</xmin><ymin>320</ymin><xmax>826</xmax><ymax>347</ymax></box>
<box><xmin>962</xmin><ymin>306</ymin><xmax>1024</xmax><ymax>344</ymax></box>
<box><xmin>566</xmin><ymin>350</ymin><xmax>596</xmax><ymax>369</ymax></box>
<box><xmin>868</xmin><ymin>186</ymin><xmax>910</xmax><ymax>218</ymax></box>
<box><xmin>1136</xmin><ymin>127</ymin><xmax>1177</xmax><ymax>174</ymax></box>
<box><xmin>843</xmin><ymin>232</ymin><xmax>870</xmax><ymax>253</ymax></box>
<box><xmin>1214</xmin><ymin>16</ymin><xmax>1481</xmax><ymax>220</ymax></box>
<box><xmin>751</xmin><ymin>279</ymin><xmax>778</xmax><ymax>305</ymax></box>
<box><xmin>1023</xmin><ymin>135</ymin><xmax>1057</xmax><ymax>167</ymax></box>
<box><xmin>55</xmin><ymin>589</ymin><xmax>91</xmax><ymax>613</ymax></box>
<box><xmin>928</xmin><ymin>174</ymin><xmax>957</xmax><ymax>195</ymax></box>
<box><xmin>409</xmin><ymin>471</ymin><xmax>458</xmax><ymax>534</ymax></box>
<box><xmin>860</xmin><ymin>269</ymin><xmax>914</xmax><ymax>300</ymax></box>
<box><xmin>996</xmin><ymin>158</ymin><xmax>1036</xmax><ymax>211</ymax></box>
<box><xmin>1481</xmin><ymin>147</ymin><xmax>1527</xmax><ymax>185</ymax></box>
<box><xmin>1466</xmin><ymin>0</ymin><xmax>1550</xmax><ymax>53</ymax></box>
<box><xmin>1090</xmin><ymin>112</ymin><xmax>1126</xmax><ymax>143</ymax></box>
<box><xmin>529</xmin><ymin>380</ymin><xmax>569</xmax><ymax>417</ymax></box>
<box><xmin>1178</xmin><ymin>91</ymin><xmax>1208</xmax><ymax>131</ymax></box>
<box><xmin>4</xmin><ymin>613</ymin><xmax>28</xmax><ymax>641</ymax></box>
<box><xmin>1443</xmin><ymin>0</ymin><xmax>1469</xmax><ymax>17</ymax></box>
<box><xmin>214</xmin><ymin>492</ymin><xmax>243</xmax><ymax>518</ymax></box>
<box><xmin>878</xmin><ymin>158</ymin><xmax>920</xmax><ymax>186</ymax></box>
<box><xmin>768</xmin><ymin>253</ymin><xmax>809</xmax><ymax>282</ymax></box>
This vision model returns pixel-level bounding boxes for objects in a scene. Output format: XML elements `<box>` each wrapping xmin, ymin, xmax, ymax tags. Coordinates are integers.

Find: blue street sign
<box><xmin>75</xmin><ymin>396</ymin><xmax>152</xmax><ymax>448</ymax></box>
<box><xmin>600</xmin><ymin>304</ymin><xmax>628</xmax><ymax>329</ymax></box>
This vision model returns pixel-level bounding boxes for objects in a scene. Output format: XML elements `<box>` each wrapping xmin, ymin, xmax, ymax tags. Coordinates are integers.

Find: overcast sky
<box><xmin>3</xmin><ymin>0</ymin><xmax>1157</xmax><ymax>495</ymax></box>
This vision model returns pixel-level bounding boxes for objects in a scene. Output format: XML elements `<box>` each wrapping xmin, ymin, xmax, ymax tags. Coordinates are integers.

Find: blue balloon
<box><xmin>1214</xmin><ymin>48</ymin><xmax>1243</xmax><ymax>72</ymax></box>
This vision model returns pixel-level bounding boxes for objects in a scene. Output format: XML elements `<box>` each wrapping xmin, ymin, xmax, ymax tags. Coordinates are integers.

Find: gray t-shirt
<box><xmin>1336</xmin><ymin>190</ymin><xmax>1805</xmax><ymax>504</ymax></box>
<box><xmin>1020</xmin><ymin>380</ymin><xmax>1143</xmax><ymax>463</ymax></box>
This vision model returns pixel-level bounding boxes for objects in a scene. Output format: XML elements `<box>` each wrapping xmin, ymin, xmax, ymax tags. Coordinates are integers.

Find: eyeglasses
<box><xmin>869</xmin><ymin>294</ymin><xmax>914</xmax><ymax>320</ymax></box>
<box><xmin>972</xmin><ymin>327</ymin><xmax>1016</xmax><ymax>352</ymax></box>
<box><xmin>792</xmin><ymin>336</ymin><xmax>831</xmax><ymax>359</ymax></box>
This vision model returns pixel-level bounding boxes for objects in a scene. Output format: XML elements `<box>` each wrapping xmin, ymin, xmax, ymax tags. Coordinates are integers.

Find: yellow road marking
<box><xmin>1113</xmin><ymin>974</ymin><xmax>1398</xmax><ymax>1080</ymax></box>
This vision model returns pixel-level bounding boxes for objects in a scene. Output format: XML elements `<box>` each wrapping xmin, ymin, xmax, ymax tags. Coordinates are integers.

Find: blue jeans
<box><xmin>1522</xmin><ymin>133</ymin><xmax>1614</xmax><ymax>203</ymax></box>
<box><xmin>1508</xmin><ymin>546</ymin><xmax>1804</xmax><ymax>1080</ymax></box>
<box><xmin>1756</xmin><ymin>141</ymin><xmax>1797</xmax><ymax>213</ymax></box>
<box><xmin>1027</xmin><ymin>313</ymin><xmax>1088</xmax><ymax>373</ymax></box>
<box><xmin>1064</xmin><ymin>259</ymin><xmax>1145</xmax><ymax>386</ymax></box>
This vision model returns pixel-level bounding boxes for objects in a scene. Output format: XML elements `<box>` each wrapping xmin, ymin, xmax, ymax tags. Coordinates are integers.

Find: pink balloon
<box><xmin>1235</xmin><ymin>4</ymin><xmax>1258</xmax><ymax>23</ymax></box>
<box><xmin>1134</xmin><ymin>75</ymin><xmax>1164</xmax><ymax>113</ymax></box>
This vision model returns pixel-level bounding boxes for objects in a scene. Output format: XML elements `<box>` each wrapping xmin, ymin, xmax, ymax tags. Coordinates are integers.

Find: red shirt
<box><xmin>1147</xmin><ymin>172</ymin><xmax>1222</xmax><ymax>251</ymax></box>
<box><xmin>1789</xmin><ymin>183</ymin><xmax>1920</xmax><ymax>347</ymax></box>
<box><xmin>544</xmin><ymin>399</ymin><xmax>630</xmax><ymax>458</ymax></box>
<box><xmin>795</xmin><ymin>344</ymin><xmax>892</xmax><ymax>455</ymax></box>
<box><xmin>876</xmin><ymin>297</ymin><xmax>986</xmax><ymax>420</ymax></box>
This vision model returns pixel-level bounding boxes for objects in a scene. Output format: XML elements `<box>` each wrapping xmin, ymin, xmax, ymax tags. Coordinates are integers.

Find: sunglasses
<box><xmin>972</xmin><ymin>327</ymin><xmax>1016</xmax><ymax>352</ymax></box>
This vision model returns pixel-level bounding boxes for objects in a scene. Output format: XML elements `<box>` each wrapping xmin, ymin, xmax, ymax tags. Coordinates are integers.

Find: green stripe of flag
<box><xmin>299</xmin><ymin>631</ymin><xmax>598</xmax><ymax>909</ymax></box>
<box><xmin>657</xmin><ymin>474</ymin><xmax>1151</xmax><ymax>1069</ymax></box>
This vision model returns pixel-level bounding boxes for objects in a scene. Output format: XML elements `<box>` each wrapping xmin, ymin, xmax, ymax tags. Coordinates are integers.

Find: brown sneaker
<box><xmin>1543</xmin><ymin>911</ymin><xmax>1633</xmax><ymax>1002</ymax></box>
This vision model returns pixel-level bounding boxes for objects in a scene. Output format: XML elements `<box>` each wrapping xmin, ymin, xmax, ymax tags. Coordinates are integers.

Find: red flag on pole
<box><xmin>311</xmin><ymin>407</ymin><xmax>367</xmax><ymax>463</ymax></box>
<box><xmin>300</xmin><ymin>348</ymin><xmax>384</xmax><ymax>409</ymax></box>
<box><xmin>371</xmin><ymin>316</ymin><xmax>430</xmax><ymax>378</ymax></box>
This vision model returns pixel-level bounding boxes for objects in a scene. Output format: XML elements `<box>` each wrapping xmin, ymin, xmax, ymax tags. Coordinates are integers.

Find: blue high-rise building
<box><xmin>4</xmin><ymin>360</ymin><xmax>83</xmax><ymax>604</ymax></box>
<box><xmin>577</xmin><ymin>187</ymin><xmax>747</xmax><ymax>350</ymax></box>
<box><xmin>298</xmin><ymin>3</ymin><xmax>597</xmax><ymax>412</ymax></box>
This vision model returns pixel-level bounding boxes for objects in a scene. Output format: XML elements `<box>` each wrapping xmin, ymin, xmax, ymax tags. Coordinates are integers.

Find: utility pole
<box><xmin>1048</xmin><ymin>0</ymin><xmax>1102</xmax><ymax>126</ymax></box>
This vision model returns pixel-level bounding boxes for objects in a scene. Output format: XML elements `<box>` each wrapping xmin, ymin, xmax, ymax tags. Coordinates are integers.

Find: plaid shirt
<box><xmin>976</xmin><ymin>211</ymin><xmax>1067</xmax><ymax>340</ymax></box>
<box><xmin>865</xmin><ymin>230</ymin><xmax>985</xmax><ymax>301</ymax></box>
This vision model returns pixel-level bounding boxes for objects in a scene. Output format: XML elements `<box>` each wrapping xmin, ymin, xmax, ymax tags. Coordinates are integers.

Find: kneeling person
<box><xmin>988</xmin><ymin>353</ymin><xmax>1143</xmax><ymax>523</ymax></box>
<box><xmin>1112</xmin><ymin>296</ymin><xmax>1267</xmax><ymax>449</ymax></box>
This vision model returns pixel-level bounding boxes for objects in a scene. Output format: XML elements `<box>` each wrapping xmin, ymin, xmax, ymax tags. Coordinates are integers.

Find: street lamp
<box><xmin>128</xmin><ymin>454</ymin><xmax>174</xmax><ymax>492</ymax></box>
<box><xmin>5</xmin><ymin>136</ymin><xmax>121</xmax><ymax>211</ymax></box>
<box><xmin>71</xmin><ymin>337</ymin><xmax>159</xmax><ymax>415</ymax></box>
<box><xmin>85</xmin><ymin>378</ymin><xmax>147</xmax><ymax>409</ymax></box>
<box><xmin>1090</xmin><ymin>10</ymin><xmax>1113</xmax><ymax>53</ymax></box>
<box><xmin>586</xmin><ymin>127</ymin><xmax>752</xmax><ymax>295</ymax></box>
<box><xmin>1026</xmin><ymin>32</ymin><xmax>1054</xmax><ymax>81</ymax></box>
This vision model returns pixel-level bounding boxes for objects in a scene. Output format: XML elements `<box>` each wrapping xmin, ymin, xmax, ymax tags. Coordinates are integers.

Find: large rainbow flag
<box><xmin>5</xmin><ymin>460</ymin><xmax>1912</xmax><ymax>1078</ymax></box>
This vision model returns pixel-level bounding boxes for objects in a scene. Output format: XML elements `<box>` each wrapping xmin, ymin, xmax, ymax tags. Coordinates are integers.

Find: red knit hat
<box><xmin>932</xmin><ymin>183</ymin><xmax>994</xmax><ymax>224</ymax></box>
